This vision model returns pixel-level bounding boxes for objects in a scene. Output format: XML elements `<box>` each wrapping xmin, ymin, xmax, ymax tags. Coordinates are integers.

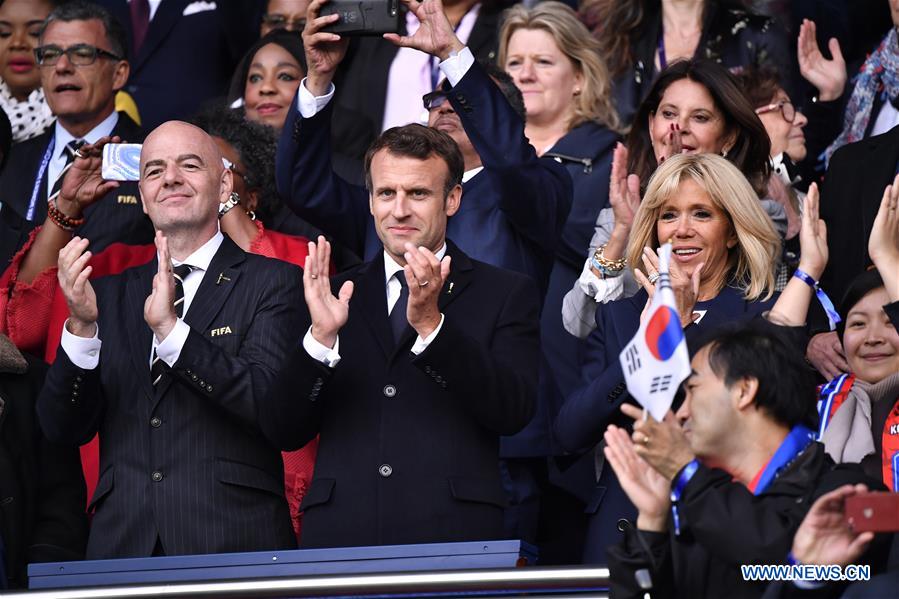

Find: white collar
<box><xmin>462</xmin><ymin>166</ymin><xmax>483</xmax><ymax>182</ymax></box>
<box><xmin>383</xmin><ymin>242</ymin><xmax>448</xmax><ymax>284</ymax></box>
<box><xmin>54</xmin><ymin>110</ymin><xmax>119</xmax><ymax>158</ymax></box>
<box><xmin>162</xmin><ymin>230</ymin><xmax>224</xmax><ymax>272</ymax></box>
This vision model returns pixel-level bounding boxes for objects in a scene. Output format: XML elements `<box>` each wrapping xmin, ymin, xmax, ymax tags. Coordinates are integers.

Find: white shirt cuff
<box><xmin>297</xmin><ymin>78</ymin><xmax>336</xmax><ymax>118</ymax></box>
<box><xmin>60</xmin><ymin>320</ymin><xmax>101</xmax><ymax>369</ymax></box>
<box><xmin>411</xmin><ymin>313</ymin><xmax>444</xmax><ymax>355</ymax></box>
<box><xmin>438</xmin><ymin>47</ymin><xmax>474</xmax><ymax>88</ymax></box>
<box><xmin>577</xmin><ymin>259</ymin><xmax>625</xmax><ymax>303</ymax></box>
<box><xmin>303</xmin><ymin>326</ymin><xmax>341</xmax><ymax>367</ymax></box>
<box><xmin>154</xmin><ymin>319</ymin><xmax>190</xmax><ymax>367</ymax></box>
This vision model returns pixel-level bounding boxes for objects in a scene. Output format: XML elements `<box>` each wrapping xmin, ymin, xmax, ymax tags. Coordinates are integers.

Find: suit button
<box><xmin>191</xmin><ymin>374</ymin><xmax>198</xmax><ymax>381</ymax></box>
<box><xmin>424</xmin><ymin>366</ymin><xmax>432</xmax><ymax>374</ymax></box>
<box><xmin>151</xmin><ymin>471</ymin><xmax>163</xmax><ymax>482</ymax></box>
<box><xmin>198</xmin><ymin>379</ymin><xmax>205</xmax><ymax>387</ymax></box>
<box><xmin>435</xmin><ymin>376</ymin><xmax>443</xmax><ymax>384</ymax></box>
<box><xmin>383</xmin><ymin>384</ymin><xmax>396</xmax><ymax>398</ymax></box>
<box><xmin>72</xmin><ymin>382</ymin><xmax>79</xmax><ymax>390</ymax></box>
<box><xmin>379</xmin><ymin>464</ymin><xmax>393</xmax><ymax>477</ymax></box>
<box><xmin>150</xmin><ymin>417</ymin><xmax>162</xmax><ymax>428</ymax></box>
<box><xmin>185</xmin><ymin>369</ymin><xmax>192</xmax><ymax>376</ymax></box>
<box><xmin>206</xmin><ymin>384</ymin><xmax>213</xmax><ymax>392</ymax></box>
<box><xmin>75</xmin><ymin>375</ymin><xmax>83</xmax><ymax>383</ymax></box>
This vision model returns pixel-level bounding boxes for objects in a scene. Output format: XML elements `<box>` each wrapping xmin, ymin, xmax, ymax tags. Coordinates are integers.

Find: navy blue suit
<box><xmin>275</xmin><ymin>60</ymin><xmax>572</xmax><ymax>304</ymax></box>
<box><xmin>94</xmin><ymin>0</ymin><xmax>261</xmax><ymax>133</ymax></box>
<box><xmin>269</xmin><ymin>241</ymin><xmax>539</xmax><ymax>548</ymax></box>
<box><xmin>554</xmin><ymin>285</ymin><xmax>776</xmax><ymax>563</ymax></box>
<box><xmin>37</xmin><ymin>237</ymin><xmax>302</xmax><ymax>558</ymax></box>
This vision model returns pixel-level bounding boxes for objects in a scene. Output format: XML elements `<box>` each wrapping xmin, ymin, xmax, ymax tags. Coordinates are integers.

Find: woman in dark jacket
<box><xmin>581</xmin><ymin>0</ymin><xmax>792</xmax><ymax>126</ymax></box>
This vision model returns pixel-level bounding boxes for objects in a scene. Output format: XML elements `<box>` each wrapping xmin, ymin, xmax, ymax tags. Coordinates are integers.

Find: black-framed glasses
<box><xmin>422</xmin><ymin>90</ymin><xmax>448</xmax><ymax>111</ymax></box>
<box><xmin>34</xmin><ymin>44</ymin><xmax>122</xmax><ymax>66</ymax></box>
<box><xmin>755</xmin><ymin>99</ymin><xmax>796</xmax><ymax>123</ymax></box>
<box><xmin>261</xmin><ymin>13</ymin><xmax>306</xmax><ymax>31</ymax></box>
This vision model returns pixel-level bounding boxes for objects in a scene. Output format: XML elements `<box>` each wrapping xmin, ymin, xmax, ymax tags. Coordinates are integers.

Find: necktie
<box><xmin>389</xmin><ymin>273</ymin><xmax>409</xmax><ymax>343</ymax></box>
<box><xmin>130</xmin><ymin>0</ymin><xmax>151</xmax><ymax>56</ymax></box>
<box><xmin>49</xmin><ymin>139</ymin><xmax>85</xmax><ymax>202</ymax></box>
<box><xmin>151</xmin><ymin>263</ymin><xmax>194</xmax><ymax>386</ymax></box>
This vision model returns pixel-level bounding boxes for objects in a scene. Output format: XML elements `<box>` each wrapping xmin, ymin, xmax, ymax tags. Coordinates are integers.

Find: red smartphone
<box><xmin>845</xmin><ymin>492</ymin><xmax>899</xmax><ymax>532</ymax></box>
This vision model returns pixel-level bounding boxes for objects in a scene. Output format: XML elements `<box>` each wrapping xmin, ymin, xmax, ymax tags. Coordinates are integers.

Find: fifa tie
<box><xmin>388</xmin><ymin>273</ymin><xmax>409</xmax><ymax>343</ymax></box>
<box><xmin>150</xmin><ymin>263</ymin><xmax>194</xmax><ymax>386</ymax></box>
<box><xmin>48</xmin><ymin>139</ymin><xmax>85</xmax><ymax>202</ymax></box>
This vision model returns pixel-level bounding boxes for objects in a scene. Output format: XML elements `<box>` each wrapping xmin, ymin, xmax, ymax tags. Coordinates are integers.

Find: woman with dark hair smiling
<box><xmin>228</xmin><ymin>30</ymin><xmax>306</xmax><ymax>134</ymax></box>
<box><xmin>562</xmin><ymin>58</ymin><xmax>782</xmax><ymax>339</ymax></box>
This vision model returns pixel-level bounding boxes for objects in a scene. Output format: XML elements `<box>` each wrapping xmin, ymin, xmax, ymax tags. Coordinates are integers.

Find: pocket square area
<box><xmin>183</xmin><ymin>1</ymin><xmax>216</xmax><ymax>16</ymax></box>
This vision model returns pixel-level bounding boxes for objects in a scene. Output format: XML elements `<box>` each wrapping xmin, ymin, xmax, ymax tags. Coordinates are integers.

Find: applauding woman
<box><xmin>555</xmin><ymin>153</ymin><xmax>779</xmax><ymax>563</ymax></box>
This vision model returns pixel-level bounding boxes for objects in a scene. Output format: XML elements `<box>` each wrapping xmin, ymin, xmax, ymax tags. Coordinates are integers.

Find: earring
<box><xmin>721</xmin><ymin>148</ymin><xmax>729</xmax><ymax>159</ymax></box>
<box><xmin>573</xmin><ymin>87</ymin><xmax>581</xmax><ymax>96</ymax></box>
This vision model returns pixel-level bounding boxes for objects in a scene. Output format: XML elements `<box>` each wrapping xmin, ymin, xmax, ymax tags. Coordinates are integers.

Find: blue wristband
<box><xmin>669</xmin><ymin>459</ymin><xmax>700</xmax><ymax>536</ymax></box>
<box><xmin>793</xmin><ymin>269</ymin><xmax>841</xmax><ymax>330</ymax></box>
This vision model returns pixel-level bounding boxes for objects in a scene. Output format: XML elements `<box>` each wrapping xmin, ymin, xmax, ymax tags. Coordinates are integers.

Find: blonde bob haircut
<box><xmin>498</xmin><ymin>1</ymin><xmax>620</xmax><ymax>132</ymax></box>
<box><xmin>626</xmin><ymin>153</ymin><xmax>778</xmax><ymax>301</ymax></box>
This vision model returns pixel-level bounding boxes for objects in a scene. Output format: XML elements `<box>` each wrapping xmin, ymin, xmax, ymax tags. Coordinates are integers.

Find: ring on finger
<box><xmin>73</xmin><ymin>149</ymin><xmax>86</xmax><ymax>159</ymax></box>
<box><xmin>641</xmin><ymin>434</ymin><xmax>650</xmax><ymax>445</ymax></box>
<box><xmin>647</xmin><ymin>272</ymin><xmax>660</xmax><ymax>284</ymax></box>
<box><xmin>418</xmin><ymin>280</ymin><xmax>430</xmax><ymax>288</ymax></box>
<box><xmin>311</xmin><ymin>274</ymin><xmax>318</xmax><ymax>279</ymax></box>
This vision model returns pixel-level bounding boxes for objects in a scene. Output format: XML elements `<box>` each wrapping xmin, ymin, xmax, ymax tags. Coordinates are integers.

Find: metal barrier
<box><xmin>5</xmin><ymin>566</ymin><xmax>610</xmax><ymax>598</ymax></box>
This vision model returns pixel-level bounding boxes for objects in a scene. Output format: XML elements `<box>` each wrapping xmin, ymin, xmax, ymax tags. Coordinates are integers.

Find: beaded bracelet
<box><xmin>47</xmin><ymin>199</ymin><xmax>85</xmax><ymax>232</ymax></box>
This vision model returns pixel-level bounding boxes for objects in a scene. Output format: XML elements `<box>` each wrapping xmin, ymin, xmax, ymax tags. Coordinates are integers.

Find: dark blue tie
<box><xmin>389</xmin><ymin>273</ymin><xmax>409</xmax><ymax>343</ymax></box>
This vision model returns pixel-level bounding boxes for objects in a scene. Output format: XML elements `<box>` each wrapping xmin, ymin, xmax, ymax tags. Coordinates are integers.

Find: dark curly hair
<box><xmin>189</xmin><ymin>104</ymin><xmax>280</xmax><ymax>224</ymax></box>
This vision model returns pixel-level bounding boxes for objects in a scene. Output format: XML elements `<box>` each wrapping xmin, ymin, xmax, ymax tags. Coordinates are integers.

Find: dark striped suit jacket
<box><xmin>37</xmin><ymin>236</ymin><xmax>303</xmax><ymax>558</ymax></box>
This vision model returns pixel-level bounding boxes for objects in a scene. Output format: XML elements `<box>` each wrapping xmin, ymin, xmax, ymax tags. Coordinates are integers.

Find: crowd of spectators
<box><xmin>0</xmin><ymin>0</ymin><xmax>898</xmax><ymax>597</ymax></box>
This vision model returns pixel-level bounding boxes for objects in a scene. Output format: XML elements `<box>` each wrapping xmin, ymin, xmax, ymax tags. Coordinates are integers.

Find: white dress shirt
<box><xmin>303</xmin><ymin>244</ymin><xmax>448</xmax><ymax>367</ymax></box>
<box><xmin>47</xmin><ymin>111</ymin><xmax>119</xmax><ymax>200</ymax></box>
<box><xmin>60</xmin><ymin>231</ymin><xmax>225</xmax><ymax>371</ymax></box>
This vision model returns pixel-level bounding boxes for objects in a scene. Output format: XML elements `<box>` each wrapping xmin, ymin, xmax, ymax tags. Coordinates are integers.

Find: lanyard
<box><xmin>816</xmin><ymin>373</ymin><xmax>855</xmax><ymax>440</ymax></box>
<box><xmin>750</xmin><ymin>425</ymin><xmax>815</xmax><ymax>495</ymax></box>
<box><xmin>26</xmin><ymin>134</ymin><xmax>55</xmax><ymax>222</ymax></box>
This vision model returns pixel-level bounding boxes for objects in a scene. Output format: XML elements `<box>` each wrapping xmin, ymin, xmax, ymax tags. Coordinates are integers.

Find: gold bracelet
<box><xmin>593</xmin><ymin>244</ymin><xmax>626</xmax><ymax>273</ymax></box>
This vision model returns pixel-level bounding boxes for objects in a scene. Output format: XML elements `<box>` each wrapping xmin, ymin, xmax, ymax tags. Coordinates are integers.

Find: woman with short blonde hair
<box><xmin>627</xmin><ymin>153</ymin><xmax>779</xmax><ymax>302</ymax></box>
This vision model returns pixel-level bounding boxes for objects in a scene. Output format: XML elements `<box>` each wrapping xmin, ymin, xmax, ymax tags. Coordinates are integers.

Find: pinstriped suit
<box><xmin>37</xmin><ymin>236</ymin><xmax>303</xmax><ymax>558</ymax></box>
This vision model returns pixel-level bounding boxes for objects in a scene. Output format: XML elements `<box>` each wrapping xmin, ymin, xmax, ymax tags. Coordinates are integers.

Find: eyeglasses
<box><xmin>422</xmin><ymin>90</ymin><xmax>448</xmax><ymax>111</ymax></box>
<box><xmin>261</xmin><ymin>13</ymin><xmax>306</xmax><ymax>31</ymax></box>
<box><xmin>34</xmin><ymin>44</ymin><xmax>122</xmax><ymax>66</ymax></box>
<box><xmin>755</xmin><ymin>99</ymin><xmax>796</xmax><ymax>123</ymax></box>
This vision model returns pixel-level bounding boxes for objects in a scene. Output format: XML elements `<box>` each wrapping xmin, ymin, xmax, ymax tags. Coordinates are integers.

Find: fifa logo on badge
<box><xmin>210</xmin><ymin>326</ymin><xmax>233</xmax><ymax>337</ymax></box>
<box><xmin>117</xmin><ymin>195</ymin><xmax>138</xmax><ymax>204</ymax></box>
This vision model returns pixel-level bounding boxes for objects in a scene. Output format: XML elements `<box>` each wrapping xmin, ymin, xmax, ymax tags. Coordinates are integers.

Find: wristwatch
<box><xmin>218</xmin><ymin>192</ymin><xmax>241</xmax><ymax>219</ymax></box>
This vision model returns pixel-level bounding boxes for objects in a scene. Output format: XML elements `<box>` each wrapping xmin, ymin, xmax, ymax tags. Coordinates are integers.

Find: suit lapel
<box><xmin>125</xmin><ymin>260</ymin><xmax>156</xmax><ymax>401</ymax></box>
<box><xmin>390</xmin><ymin>241</ymin><xmax>474</xmax><ymax>359</ymax></box>
<box><xmin>152</xmin><ymin>237</ymin><xmax>245</xmax><ymax>403</ymax></box>
<box><xmin>182</xmin><ymin>236</ymin><xmax>245</xmax><ymax>336</ymax></box>
<box><xmin>132</xmin><ymin>0</ymin><xmax>185</xmax><ymax>72</ymax></box>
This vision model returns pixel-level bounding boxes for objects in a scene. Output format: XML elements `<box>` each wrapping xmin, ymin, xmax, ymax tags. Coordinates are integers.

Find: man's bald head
<box><xmin>138</xmin><ymin>120</ymin><xmax>232</xmax><ymax>240</ymax></box>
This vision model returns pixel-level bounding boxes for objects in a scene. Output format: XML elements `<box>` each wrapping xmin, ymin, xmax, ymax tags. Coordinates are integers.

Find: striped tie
<box><xmin>151</xmin><ymin>263</ymin><xmax>194</xmax><ymax>386</ymax></box>
<box><xmin>49</xmin><ymin>140</ymin><xmax>86</xmax><ymax>202</ymax></box>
